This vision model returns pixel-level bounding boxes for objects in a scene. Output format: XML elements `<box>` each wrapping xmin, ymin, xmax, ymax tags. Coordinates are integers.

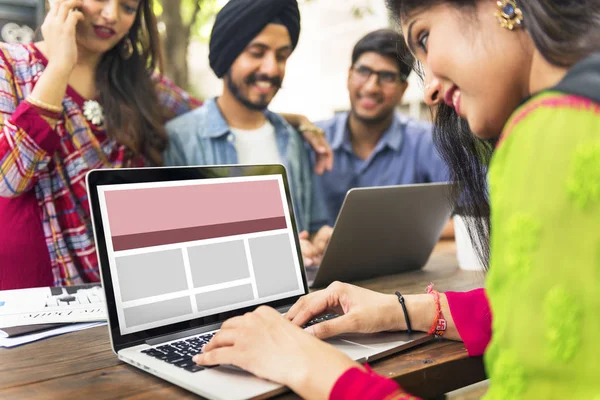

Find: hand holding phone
<box><xmin>41</xmin><ymin>0</ymin><xmax>85</xmax><ymax>72</ymax></box>
<box><xmin>48</xmin><ymin>0</ymin><xmax>82</xmax><ymax>12</ymax></box>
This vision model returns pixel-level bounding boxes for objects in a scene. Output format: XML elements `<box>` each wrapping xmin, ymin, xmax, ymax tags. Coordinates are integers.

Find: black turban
<box><xmin>209</xmin><ymin>0</ymin><xmax>301</xmax><ymax>78</ymax></box>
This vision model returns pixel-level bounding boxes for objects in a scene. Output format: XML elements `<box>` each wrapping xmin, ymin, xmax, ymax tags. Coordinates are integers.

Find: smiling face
<box><xmin>224</xmin><ymin>24</ymin><xmax>292</xmax><ymax>111</ymax></box>
<box><xmin>76</xmin><ymin>0</ymin><xmax>140</xmax><ymax>56</ymax></box>
<box><xmin>347</xmin><ymin>51</ymin><xmax>407</xmax><ymax>124</ymax></box>
<box><xmin>401</xmin><ymin>2</ymin><xmax>534</xmax><ymax>138</ymax></box>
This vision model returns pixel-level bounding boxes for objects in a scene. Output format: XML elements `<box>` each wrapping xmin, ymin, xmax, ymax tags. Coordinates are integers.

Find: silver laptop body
<box><xmin>310</xmin><ymin>183</ymin><xmax>455</xmax><ymax>288</ymax></box>
<box><xmin>87</xmin><ymin>165</ymin><xmax>429</xmax><ymax>400</ymax></box>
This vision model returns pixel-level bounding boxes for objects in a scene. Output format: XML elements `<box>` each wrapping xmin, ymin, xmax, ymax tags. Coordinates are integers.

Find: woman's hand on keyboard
<box><xmin>193</xmin><ymin>306</ymin><xmax>357</xmax><ymax>400</ymax></box>
<box><xmin>285</xmin><ymin>282</ymin><xmax>408</xmax><ymax>339</ymax></box>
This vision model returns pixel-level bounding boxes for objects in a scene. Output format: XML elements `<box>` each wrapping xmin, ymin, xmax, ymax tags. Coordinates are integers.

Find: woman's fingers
<box><xmin>57</xmin><ymin>0</ymin><xmax>83</xmax><ymax>22</ymax></box>
<box><xmin>202</xmin><ymin>329</ymin><xmax>237</xmax><ymax>353</ymax></box>
<box><xmin>65</xmin><ymin>8</ymin><xmax>85</xmax><ymax>32</ymax></box>
<box><xmin>219</xmin><ymin>314</ymin><xmax>245</xmax><ymax>330</ymax></box>
<box><xmin>287</xmin><ymin>292</ymin><xmax>333</xmax><ymax>327</ymax></box>
<box><xmin>48</xmin><ymin>0</ymin><xmax>60</xmax><ymax>16</ymax></box>
<box><xmin>286</xmin><ymin>293</ymin><xmax>317</xmax><ymax>321</ymax></box>
<box><xmin>193</xmin><ymin>347</ymin><xmax>237</xmax><ymax>367</ymax></box>
<box><xmin>306</xmin><ymin>313</ymin><xmax>358</xmax><ymax>339</ymax></box>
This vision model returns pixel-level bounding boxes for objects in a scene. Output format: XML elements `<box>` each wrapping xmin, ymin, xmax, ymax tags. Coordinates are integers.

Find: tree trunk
<box><xmin>162</xmin><ymin>0</ymin><xmax>189</xmax><ymax>89</ymax></box>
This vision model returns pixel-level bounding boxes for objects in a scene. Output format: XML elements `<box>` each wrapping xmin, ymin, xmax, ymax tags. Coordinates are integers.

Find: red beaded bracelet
<box><xmin>426</xmin><ymin>283</ymin><xmax>447</xmax><ymax>337</ymax></box>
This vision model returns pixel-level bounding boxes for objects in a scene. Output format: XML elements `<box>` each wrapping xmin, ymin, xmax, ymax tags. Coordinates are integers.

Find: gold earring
<box><xmin>495</xmin><ymin>0</ymin><xmax>523</xmax><ymax>30</ymax></box>
<box><xmin>120</xmin><ymin>37</ymin><xmax>134</xmax><ymax>60</ymax></box>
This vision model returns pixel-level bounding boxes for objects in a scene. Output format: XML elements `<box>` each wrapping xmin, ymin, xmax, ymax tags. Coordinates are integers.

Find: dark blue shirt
<box><xmin>316</xmin><ymin>112</ymin><xmax>450</xmax><ymax>225</ymax></box>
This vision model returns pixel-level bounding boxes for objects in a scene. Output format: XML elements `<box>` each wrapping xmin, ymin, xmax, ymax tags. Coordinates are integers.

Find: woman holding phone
<box><xmin>0</xmin><ymin>0</ymin><xmax>195</xmax><ymax>290</ymax></box>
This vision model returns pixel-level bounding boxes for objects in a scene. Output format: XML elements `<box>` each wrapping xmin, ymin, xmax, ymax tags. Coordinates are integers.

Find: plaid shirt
<box><xmin>0</xmin><ymin>43</ymin><xmax>200</xmax><ymax>287</ymax></box>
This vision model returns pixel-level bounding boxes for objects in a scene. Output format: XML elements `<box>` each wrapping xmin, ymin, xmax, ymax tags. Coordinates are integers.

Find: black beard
<box><xmin>225</xmin><ymin>70</ymin><xmax>282</xmax><ymax>111</ymax></box>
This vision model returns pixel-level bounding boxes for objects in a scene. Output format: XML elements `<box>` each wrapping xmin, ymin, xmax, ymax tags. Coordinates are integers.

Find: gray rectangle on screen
<box><xmin>116</xmin><ymin>249</ymin><xmax>188</xmax><ymax>302</ymax></box>
<box><xmin>187</xmin><ymin>240</ymin><xmax>250</xmax><ymax>288</ymax></box>
<box><xmin>248</xmin><ymin>233</ymin><xmax>299</xmax><ymax>298</ymax></box>
<box><xmin>124</xmin><ymin>296</ymin><xmax>192</xmax><ymax>328</ymax></box>
<box><xmin>195</xmin><ymin>284</ymin><xmax>254</xmax><ymax>312</ymax></box>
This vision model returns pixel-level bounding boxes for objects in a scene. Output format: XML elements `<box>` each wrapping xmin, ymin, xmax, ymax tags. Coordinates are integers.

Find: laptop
<box><xmin>309</xmin><ymin>183</ymin><xmax>455</xmax><ymax>288</ymax></box>
<box><xmin>86</xmin><ymin>165</ymin><xmax>430</xmax><ymax>400</ymax></box>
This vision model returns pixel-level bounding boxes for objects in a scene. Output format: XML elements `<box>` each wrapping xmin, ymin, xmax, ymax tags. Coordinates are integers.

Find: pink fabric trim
<box><xmin>330</xmin><ymin>365</ymin><xmax>403</xmax><ymax>400</ymax></box>
<box><xmin>499</xmin><ymin>94</ymin><xmax>600</xmax><ymax>148</ymax></box>
<box><xmin>445</xmin><ymin>289</ymin><xmax>492</xmax><ymax>357</ymax></box>
<box><xmin>11</xmin><ymin>102</ymin><xmax>60</xmax><ymax>155</ymax></box>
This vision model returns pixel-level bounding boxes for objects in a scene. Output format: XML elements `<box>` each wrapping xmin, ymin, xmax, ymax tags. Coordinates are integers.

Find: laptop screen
<box><xmin>96</xmin><ymin>174</ymin><xmax>304</xmax><ymax>335</ymax></box>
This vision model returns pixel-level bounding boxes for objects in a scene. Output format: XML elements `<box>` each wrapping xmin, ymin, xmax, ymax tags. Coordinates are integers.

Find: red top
<box><xmin>445</xmin><ymin>289</ymin><xmax>492</xmax><ymax>356</ymax></box>
<box><xmin>330</xmin><ymin>289</ymin><xmax>491</xmax><ymax>400</ymax></box>
<box><xmin>0</xmin><ymin>43</ymin><xmax>200</xmax><ymax>290</ymax></box>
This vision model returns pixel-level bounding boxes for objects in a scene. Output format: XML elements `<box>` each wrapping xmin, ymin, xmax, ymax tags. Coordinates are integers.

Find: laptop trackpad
<box><xmin>336</xmin><ymin>331</ymin><xmax>417</xmax><ymax>350</ymax></box>
<box><xmin>326</xmin><ymin>331</ymin><xmax>429</xmax><ymax>363</ymax></box>
<box><xmin>325</xmin><ymin>338</ymin><xmax>378</xmax><ymax>361</ymax></box>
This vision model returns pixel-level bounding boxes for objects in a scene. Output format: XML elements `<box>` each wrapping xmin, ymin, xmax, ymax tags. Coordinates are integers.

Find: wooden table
<box><xmin>0</xmin><ymin>241</ymin><xmax>486</xmax><ymax>399</ymax></box>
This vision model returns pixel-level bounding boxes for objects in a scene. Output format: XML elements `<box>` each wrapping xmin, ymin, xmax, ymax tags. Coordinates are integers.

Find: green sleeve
<box><xmin>483</xmin><ymin>93</ymin><xmax>600</xmax><ymax>399</ymax></box>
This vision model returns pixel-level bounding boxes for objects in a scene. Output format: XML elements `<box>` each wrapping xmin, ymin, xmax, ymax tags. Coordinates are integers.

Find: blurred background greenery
<box><xmin>155</xmin><ymin>0</ymin><xmax>375</xmax><ymax>92</ymax></box>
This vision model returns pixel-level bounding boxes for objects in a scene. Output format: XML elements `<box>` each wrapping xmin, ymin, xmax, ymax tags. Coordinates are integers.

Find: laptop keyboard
<box><xmin>141</xmin><ymin>314</ymin><xmax>340</xmax><ymax>373</ymax></box>
<box><xmin>302</xmin><ymin>313</ymin><xmax>339</xmax><ymax>328</ymax></box>
<box><xmin>141</xmin><ymin>332</ymin><xmax>216</xmax><ymax>373</ymax></box>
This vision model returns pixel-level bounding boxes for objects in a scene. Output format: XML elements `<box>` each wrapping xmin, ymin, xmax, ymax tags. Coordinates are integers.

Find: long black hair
<box><xmin>386</xmin><ymin>0</ymin><xmax>600</xmax><ymax>269</ymax></box>
<box><xmin>95</xmin><ymin>0</ymin><xmax>168</xmax><ymax>166</ymax></box>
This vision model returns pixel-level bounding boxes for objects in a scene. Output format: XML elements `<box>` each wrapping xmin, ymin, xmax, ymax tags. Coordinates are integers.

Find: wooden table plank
<box><xmin>374</xmin><ymin>340</ymin><xmax>486</xmax><ymax>399</ymax></box>
<box><xmin>0</xmin><ymin>339</ymin><xmax>485</xmax><ymax>400</ymax></box>
<box><xmin>0</xmin><ymin>241</ymin><xmax>486</xmax><ymax>399</ymax></box>
<box><xmin>0</xmin><ymin>325</ymin><xmax>120</xmax><ymax>389</ymax></box>
<box><xmin>0</xmin><ymin>364</ymin><xmax>197</xmax><ymax>400</ymax></box>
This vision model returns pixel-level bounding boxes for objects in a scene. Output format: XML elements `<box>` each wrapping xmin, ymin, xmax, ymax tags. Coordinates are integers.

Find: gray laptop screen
<box><xmin>96</xmin><ymin>175</ymin><xmax>304</xmax><ymax>335</ymax></box>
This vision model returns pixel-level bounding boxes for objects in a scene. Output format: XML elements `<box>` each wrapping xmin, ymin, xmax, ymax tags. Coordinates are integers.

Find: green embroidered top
<box><xmin>484</xmin><ymin>89</ymin><xmax>600</xmax><ymax>399</ymax></box>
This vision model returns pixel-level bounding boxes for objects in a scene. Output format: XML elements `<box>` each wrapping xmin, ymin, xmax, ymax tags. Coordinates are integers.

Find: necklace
<box><xmin>83</xmin><ymin>100</ymin><xmax>104</xmax><ymax>126</ymax></box>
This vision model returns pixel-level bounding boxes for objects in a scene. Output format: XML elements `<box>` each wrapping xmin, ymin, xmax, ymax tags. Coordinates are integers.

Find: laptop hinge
<box><xmin>146</xmin><ymin>322</ymin><xmax>223</xmax><ymax>346</ymax></box>
<box><xmin>145</xmin><ymin>305</ymin><xmax>293</xmax><ymax>346</ymax></box>
<box><xmin>275</xmin><ymin>304</ymin><xmax>292</xmax><ymax>314</ymax></box>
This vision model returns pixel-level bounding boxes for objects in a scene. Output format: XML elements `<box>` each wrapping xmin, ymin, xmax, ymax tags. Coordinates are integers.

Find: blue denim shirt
<box><xmin>164</xmin><ymin>98</ymin><xmax>328</xmax><ymax>233</ymax></box>
<box><xmin>316</xmin><ymin>111</ymin><xmax>450</xmax><ymax>225</ymax></box>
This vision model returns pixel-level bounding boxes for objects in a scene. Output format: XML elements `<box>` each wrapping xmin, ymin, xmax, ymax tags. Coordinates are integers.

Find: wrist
<box><xmin>405</xmin><ymin>294</ymin><xmax>436</xmax><ymax>333</ymax></box>
<box><xmin>45</xmin><ymin>61</ymin><xmax>74</xmax><ymax>80</ymax></box>
<box><xmin>382</xmin><ymin>294</ymin><xmax>408</xmax><ymax>331</ymax></box>
<box><xmin>290</xmin><ymin>357</ymin><xmax>359</xmax><ymax>400</ymax></box>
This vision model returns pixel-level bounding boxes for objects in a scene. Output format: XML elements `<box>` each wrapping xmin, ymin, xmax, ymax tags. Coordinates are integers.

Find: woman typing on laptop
<box><xmin>193</xmin><ymin>0</ymin><xmax>600</xmax><ymax>398</ymax></box>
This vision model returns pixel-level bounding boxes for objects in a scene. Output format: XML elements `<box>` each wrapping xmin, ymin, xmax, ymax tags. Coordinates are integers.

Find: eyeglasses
<box><xmin>351</xmin><ymin>65</ymin><xmax>406</xmax><ymax>87</ymax></box>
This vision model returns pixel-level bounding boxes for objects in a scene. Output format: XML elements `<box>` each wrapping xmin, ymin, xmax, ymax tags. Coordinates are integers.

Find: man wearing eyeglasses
<box><xmin>313</xmin><ymin>29</ymin><xmax>450</xmax><ymax>233</ymax></box>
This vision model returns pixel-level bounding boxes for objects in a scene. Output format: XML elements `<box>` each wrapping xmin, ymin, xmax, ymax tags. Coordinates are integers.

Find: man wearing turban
<box><xmin>165</xmin><ymin>0</ymin><xmax>330</xmax><ymax>267</ymax></box>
